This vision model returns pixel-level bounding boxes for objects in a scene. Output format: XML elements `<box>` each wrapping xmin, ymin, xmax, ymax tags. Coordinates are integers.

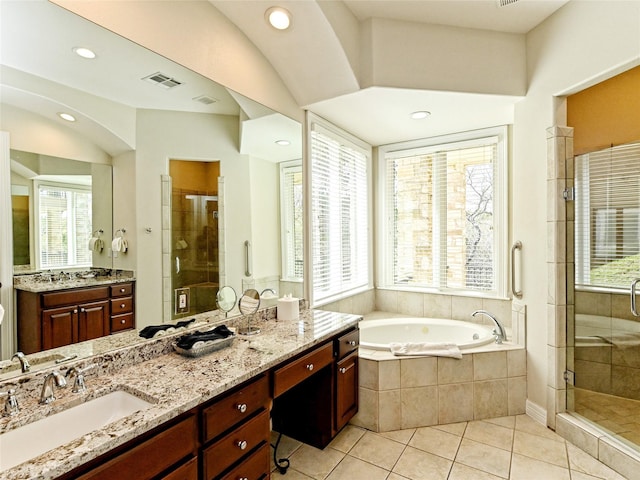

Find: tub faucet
<box><xmin>40</xmin><ymin>370</ymin><xmax>67</xmax><ymax>404</ymax></box>
<box><xmin>472</xmin><ymin>310</ymin><xmax>507</xmax><ymax>344</ymax></box>
<box><xmin>12</xmin><ymin>351</ymin><xmax>30</xmax><ymax>373</ymax></box>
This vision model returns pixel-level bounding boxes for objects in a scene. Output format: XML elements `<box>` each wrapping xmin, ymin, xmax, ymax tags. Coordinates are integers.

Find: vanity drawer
<box><xmin>111</xmin><ymin>313</ymin><xmax>134</xmax><ymax>332</ymax></box>
<box><xmin>111</xmin><ymin>283</ymin><xmax>133</xmax><ymax>297</ymax></box>
<box><xmin>42</xmin><ymin>286</ymin><xmax>110</xmax><ymax>308</ymax></box>
<box><xmin>218</xmin><ymin>443</ymin><xmax>269</xmax><ymax>480</ymax></box>
<box><xmin>160</xmin><ymin>457</ymin><xmax>198</xmax><ymax>480</ymax></box>
<box><xmin>202</xmin><ymin>409</ymin><xmax>269</xmax><ymax>480</ymax></box>
<box><xmin>202</xmin><ymin>375</ymin><xmax>269</xmax><ymax>443</ymax></box>
<box><xmin>335</xmin><ymin>328</ymin><xmax>359</xmax><ymax>359</ymax></box>
<box><xmin>273</xmin><ymin>342</ymin><xmax>333</xmax><ymax>397</ymax></box>
<box><xmin>110</xmin><ymin>296</ymin><xmax>133</xmax><ymax>314</ymax></box>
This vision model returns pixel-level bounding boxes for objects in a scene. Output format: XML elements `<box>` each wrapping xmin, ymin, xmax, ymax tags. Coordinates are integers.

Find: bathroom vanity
<box><xmin>14</xmin><ymin>277</ymin><xmax>135</xmax><ymax>354</ymax></box>
<box><xmin>0</xmin><ymin>309</ymin><xmax>360</xmax><ymax>480</ymax></box>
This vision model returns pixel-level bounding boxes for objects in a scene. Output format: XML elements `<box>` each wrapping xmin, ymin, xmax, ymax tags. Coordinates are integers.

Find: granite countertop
<box><xmin>13</xmin><ymin>271</ymin><xmax>135</xmax><ymax>293</ymax></box>
<box><xmin>0</xmin><ymin>309</ymin><xmax>360</xmax><ymax>480</ymax></box>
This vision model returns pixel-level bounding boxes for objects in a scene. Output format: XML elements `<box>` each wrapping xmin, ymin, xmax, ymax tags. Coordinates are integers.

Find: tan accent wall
<box><xmin>567</xmin><ymin>65</ymin><xmax>640</xmax><ymax>155</ymax></box>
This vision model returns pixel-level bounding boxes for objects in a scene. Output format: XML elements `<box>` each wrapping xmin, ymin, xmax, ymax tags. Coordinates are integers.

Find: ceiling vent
<box><xmin>142</xmin><ymin>72</ymin><xmax>183</xmax><ymax>89</ymax></box>
<box><xmin>497</xmin><ymin>0</ymin><xmax>519</xmax><ymax>6</ymax></box>
<box><xmin>193</xmin><ymin>95</ymin><xmax>218</xmax><ymax>105</ymax></box>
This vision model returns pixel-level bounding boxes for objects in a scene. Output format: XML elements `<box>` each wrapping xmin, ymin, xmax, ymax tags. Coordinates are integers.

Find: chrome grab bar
<box><xmin>244</xmin><ymin>240</ymin><xmax>252</xmax><ymax>277</ymax></box>
<box><xmin>632</xmin><ymin>278</ymin><xmax>640</xmax><ymax>317</ymax></box>
<box><xmin>511</xmin><ymin>241</ymin><xmax>523</xmax><ymax>299</ymax></box>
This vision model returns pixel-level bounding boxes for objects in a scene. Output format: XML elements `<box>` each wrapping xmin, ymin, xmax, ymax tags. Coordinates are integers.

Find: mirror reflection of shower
<box><xmin>170</xmin><ymin>160</ymin><xmax>220</xmax><ymax>319</ymax></box>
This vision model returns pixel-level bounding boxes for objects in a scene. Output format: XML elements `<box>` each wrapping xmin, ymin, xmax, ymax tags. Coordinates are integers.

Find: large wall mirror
<box><xmin>0</xmin><ymin>1</ymin><xmax>303</xmax><ymax>368</ymax></box>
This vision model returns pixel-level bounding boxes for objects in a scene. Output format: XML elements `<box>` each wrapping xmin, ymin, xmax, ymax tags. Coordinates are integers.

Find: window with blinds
<box><xmin>36</xmin><ymin>182</ymin><xmax>92</xmax><ymax>269</ymax></box>
<box><xmin>380</xmin><ymin>127</ymin><xmax>507</xmax><ymax>296</ymax></box>
<box><xmin>309</xmin><ymin>119</ymin><xmax>371</xmax><ymax>305</ymax></box>
<box><xmin>575</xmin><ymin>141</ymin><xmax>640</xmax><ymax>289</ymax></box>
<box><xmin>280</xmin><ymin>160</ymin><xmax>304</xmax><ymax>281</ymax></box>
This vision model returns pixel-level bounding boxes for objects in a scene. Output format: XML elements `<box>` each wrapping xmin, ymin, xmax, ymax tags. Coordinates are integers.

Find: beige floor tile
<box><xmin>566</xmin><ymin>443</ymin><xmax>627</xmax><ymax>480</ymax></box>
<box><xmin>483</xmin><ymin>416</ymin><xmax>516</xmax><ymax>430</ymax></box>
<box><xmin>386</xmin><ymin>474</ymin><xmax>410</xmax><ymax>480</ymax></box>
<box><xmin>325</xmin><ymin>455</ymin><xmax>389</xmax><ymax>480</ymax></box>
<box><xmin>512</xmin><ymin>430</ymin><xmax>568</xmax><ymax>468</ymax></box>
<box><xmin>349</xmin><ymin>431</ymin><xmax>406</xmax><ymax>470</ymax></box>
<box><xmin>570</xmin><ymin>472</ymin><xmax>607</xmax><ymax>480</ymax></box>
<box><xmin>379</xmin><ymin>428</ymin><xmax>415</xmax><ymax>445</ymax></box>
<box><xmin>433</xmin><ymin>421</ymin><xmax>467</xmax><ymax>436</ymax></box>
<box><xmin>271</xmin><ymin>468</ymin><xmax>315</xmax><ymax>479</ymax></box>
<box><xmin>329</xmin><ymin>425</ymin><xmax>366</xmax><ymax>453</ymax></box>
<box><xmin>271</xmin><ymin>432</ymin><xmax>303</xmax><ymax>458</ymax></box>
<box><xmin>515</xmin><ymin>413</ymin><xmax>563</xmax><ymax>441</ymax></box>
<box><xmin>288</xmin><ymin>444</ymin><xmax>345</xmax><ymax>480</ymax></box>
<box><xmin>510</xmin><ymin>452</ymin><xmax>570</xmax><ymax>480</ymax></box>
<box><xmin>409</xmin><ymin>426</ymin><xmax>462</xmax><ymax>460</ymax></box>
<box><xmin>455</xmin><ymin>438</ymin><xmax>511</xmax><ymax>478</ymax></box>
<box><xmin>448</xmin><ymin>462</ymin><xmax>504</xmax><ymax>480</ymax></box>
<box><xmin>392</xmin><ymin>446</ymin><xmax>452</xmax><ymax>480</ymax></box>
<box><xmin>464</xmin><ymin>420</ymin><xmax>514</xmax><ymax>451</ymax></box>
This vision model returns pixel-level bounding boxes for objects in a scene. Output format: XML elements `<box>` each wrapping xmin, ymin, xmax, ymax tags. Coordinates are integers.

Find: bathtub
<box><xmin>359</xmin><ymin>317</ymin><xmax>495</xmax><ymax>350</ymax></box>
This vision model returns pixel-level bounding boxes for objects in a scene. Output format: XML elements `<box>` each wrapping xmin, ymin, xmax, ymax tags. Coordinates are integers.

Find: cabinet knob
<box><xmin>340</xmin><ymin>367</ymin><xmax>347</xmax><ymax>374</ymax></box>
<box><xmin>306</xmin><ymin>364</ymin><xmax>314</xmax><ymax>371</ymax></box>
<box><xmin>120</xmin><ymin>288</ymin><xmax>126</xmax><ymax>293</ymax></box>
<box><xmin>237</xmin><ymin>440</ymin><xmax>247</xmax><ymax>450</ymax></box>
<box><xmin>121</xmin><ymin>319</ymin><xmax>126</xmax><ymax>324</ymax></box>
<box><xmin>347</xmin><ymin>340</ymin><xmax>357</xmax><ymax>346</ymax></box>
<box><xmin>236</xmin><ymin>403</ymin><xmax>247</xmax><ymax>413</ymax></box>
<box><xmin>239</xmin><ymin>478</ymin><xmax>248</xmax><ymax>480</ymax></box>
<box><xmin>73</xmin><ymin>309</ymin><xmax>78</xmax><ymax>314</ymax></box>
<box><xmin>120</xmin><ymin>303</ymin><xmax>126</xmax><ymax>309</ymax></box>
<box><xmin>80</xmin><ymin>308</ymin><xmax>85</xmax><ymax>313</ymax></box>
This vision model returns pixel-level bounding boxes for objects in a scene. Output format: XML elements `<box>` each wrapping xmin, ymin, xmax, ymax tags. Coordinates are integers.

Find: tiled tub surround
<box><xmin>0</xmin><ymin>307</ymin><xmax>358</xmax><ymax>480</ymax></box>
<box><xmin>352</xmin><ymin>314</ymin><xmax>527</xmax><ymax>432</ymax></box>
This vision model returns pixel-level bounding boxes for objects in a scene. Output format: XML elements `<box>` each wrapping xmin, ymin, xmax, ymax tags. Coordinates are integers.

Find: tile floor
<box><xmin>271</xmin><ymin>414</ymin><xmax>627</xmax><ymax>480</ymax></box>
<box><xmin>574</xmin><ymin>387</ymin><xmax>640</xmax><ymax>449</ymax></box>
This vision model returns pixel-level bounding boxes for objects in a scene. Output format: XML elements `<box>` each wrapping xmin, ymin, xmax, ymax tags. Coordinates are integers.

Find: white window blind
<box><xmin>310</xmin><ymin>120</ymin><xmax>370</xmax><ymax>305</ymax></box>
<box><xmin>575</xmin><ymin>142</ymin><xmax>640</xmax><ymax>289</ymax></box>
<box><xmin>380</xmin><ymin>128</ymin><xmax>507</xmax><ymax>296</ymax></box>
<box><xmin>36</xmin><ymin>182</ymin><xmax>92</xmax><ymax>269</ymax></box>
<box><xmin>280</xmin><ymin>161</ymin><xmax>304</xmax><ymax>281</ymax></box>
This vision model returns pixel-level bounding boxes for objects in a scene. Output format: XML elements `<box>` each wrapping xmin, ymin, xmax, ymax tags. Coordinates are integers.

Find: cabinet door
<box><xmin>42</xmin><ymin>305</ymin><xmax>77</xmax><ymax>350</ymax></box>
<box><xmin>335</xmin><ymin>351</ymin><xmax>358</xmax><ymax>432</ymax></box>
<box><xmin>78</xmin><ymin>300</ymin><xmax>110</xmax><ymax>342</ymax></box>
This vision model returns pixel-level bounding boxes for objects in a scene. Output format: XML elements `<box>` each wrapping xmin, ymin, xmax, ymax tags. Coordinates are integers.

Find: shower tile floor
<box><xmin>271</xmin><ymin>414</ymin><xmax>626</xmax><ymax>480</ymax></box>
<box><xmin>574</xmin><ymin>387</ymin><xmax>640</xmax><ymax>448</ymax></box>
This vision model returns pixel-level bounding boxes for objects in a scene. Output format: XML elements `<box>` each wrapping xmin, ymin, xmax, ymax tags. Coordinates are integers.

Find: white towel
<box><xmin>389</xmin><ymin>342</ymin><xmax>462</xmax><ymax>359</ymax></box>
<box><xmin>112</xmin><ymin>237</ymin><xmax>123</xmax><ymax>252</ymax></box>
<box><xmin>0</xmin><ymin>304</ymin><xmax>4</xmax><ymax>325</ymax></box>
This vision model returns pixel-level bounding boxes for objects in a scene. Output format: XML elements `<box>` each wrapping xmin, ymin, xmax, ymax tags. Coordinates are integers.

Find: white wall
<box><xmin>112</xmin><ymin>150</ymin><xmax>136</xmax><ymax>272</ymax></box>
<box><xmin>514</xmin><ymin>0</ymin><xmax>640</xmax><ymax>410</ymax></box>
<box><xmin>133</xmin><ymin>110</ymin><xmax>250</xmax><ymax>325</ymax></box>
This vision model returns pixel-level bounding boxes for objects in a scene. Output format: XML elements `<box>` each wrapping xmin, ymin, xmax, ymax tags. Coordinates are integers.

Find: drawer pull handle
<box><xmin>237</xmin><ymin>440</ymin><xmax>247</xmax><ymax>450</ymax></box>
<box><xmin>306</xmin><ymin>364</ymin><xmax>314</xmax><ymax>371</ymax></box>
<box><xmin>121</xmin><ymin>319</ymin><xmax>126</xmax><ymax>324</ymax></box>
<box><xmin>120</xmin><ymin>303</ymin><xmax>126</xmax><ymax>308</ymax></box>
<box><xmin>347</xmin><ymin>340</ymin><xmax>357</xmax><ymax>346</ymax></box>
<box><xmin>120</xmin><ymin>288</ymin><xmax>126</xmax><ymax>293</ymax></box>
<box><xmin>239</xmin><ymin>478</ymin><xmax>248</xmax><ymax>480</ymax></box>
<box><xmin>340</xmin><ymin>367</ymin><xmax>347</xmax><ymax>374</ymax></box>
<box><xmin>237</xmin><ymin>403</ymin><xmax>247</xmax><ymax>413</ymax></box>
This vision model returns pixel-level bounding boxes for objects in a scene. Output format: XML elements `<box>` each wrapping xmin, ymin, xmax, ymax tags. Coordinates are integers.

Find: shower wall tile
<box><xmin>507</xmin><ymin>349</ymin><xmax>527</xmax><ymax>377</ymax></box>
<box><xmin>379</xmin><ymin>389</ymin><xmax>402</xmax><ymax>431</ymax></box>
<box><xmin>438</xmin><ymin>355</ymin><xmax>473</xmax><ymax>384</ymax></box>
<box><xmin>508</xmin><ymin>376</ymin><xmax>527</xmax><ymax>415</ymax></box>
<box><xmin>474</xmin><ymin>379</ymin><xmax>508</xmax><ymax>419</ymax></box>
<box><xmin>400</xmin><ymin>357</ymin><xmax>438</xmax><ymax>387</ymax></box>
<box><xmin>424</xmin><ymin>294</ymin><xmax>452</xmax><ymax>318</ymax></box>
<box><xmin>401</xmin><ymin>386</ymin><xmax>438</xmax><ymax>429</ymax></box>
<box><xmin>598</xmin><ymin>436</ymin><xmax>640</xmax><ymax>480</ymax></box>
<box><xmin>378</xmin><ymin>359</ymin><xmax>400</xmax><ymax>390</ymax></box>
<box><xmin>451</xmin><ymin>296</ymin><xmax>483</xmax><ymax>321</ymax></box>
<box><xmin>359</xmin><ymin>358</ymin><xmax>378</xmax><ymax>390</ymax></box>
<box><xmin>481</xmin><ymin>298</ymin><xmax>512</xmax><ymax>328</ymax></box>
<box><xmin>351</xmin><ymin>387</ymin><xmax>379</xmax><ymax>432</ymax></box>
<box><xmin>376</xmin><ymin>289</ymin><xmax>398</xmax><ymax>312</ymax></box>
<box><xmin>438</xmin><ymin>383</ymin><xmax>473</xmax><ymax>424</ymax></box>
<box><xmin>547</xmin><ymin>304</ymin><xmax>566</xmax><ymax>348</ymax></box>
<box><xmin>473</xmin><ymin>351</ymin><xmax>507</xmax><ymax>381</ymax></box>
<box><xmin>397</xmin><ymin>291</ymin><xmax>424</xmax><ymax>316</ymax></box>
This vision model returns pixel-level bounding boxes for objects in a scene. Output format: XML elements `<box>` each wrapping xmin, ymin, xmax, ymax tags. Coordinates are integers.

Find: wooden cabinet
<box><xmin>17</xmin><ymin>282</ymin><xmax>135</xmax><ymax>354</ymax></box>
<box><xmin>201</xmin><ymin>375</ymin><xmax>270</xmax><ymax>480</ymax></box>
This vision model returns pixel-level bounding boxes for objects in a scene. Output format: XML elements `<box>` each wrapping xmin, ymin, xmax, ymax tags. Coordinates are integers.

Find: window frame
<box><xmin>279</xmin><ymin>159</ymin><xmax>304</xmax><ymax>283</ymax></box>
<box><xmin>306</xmin><ymin>113</ymin><xmax>373</xmax><ymax>307</ymax></box>
<box><xmin>376</xmin><ymin>126</ymin><xmax>509</xmax><ymax>298</ymax></box>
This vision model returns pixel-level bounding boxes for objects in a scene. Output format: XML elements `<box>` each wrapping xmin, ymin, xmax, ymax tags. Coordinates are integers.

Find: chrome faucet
<box><xmin>66</xmin><ymin>364</ymin><xmax>95</xmax><ymax>393</ymax></box>
<box><xmin>12</xmin><ymin>352</ymin><xmax>31</xmax><ymax>373</ymax></box>
<box><xmin>40</xmin><ymin>370</ymin><xmax>67</xmax><ymax>404</ymax></box>
<box><xmin>472</xmin><ymin>310</ymin><xmax>507</xmax><ymax>344</ymax></box>
<box><xmin>0</xmin><ymin>389</ymin><xmax>19</xmax><ymax>416</ymax></box>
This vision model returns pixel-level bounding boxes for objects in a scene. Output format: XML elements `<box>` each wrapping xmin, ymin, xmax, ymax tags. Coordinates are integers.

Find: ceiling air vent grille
<box><xmin>497</xmin><ymin>0</ymin><xmax>519</xmax><ymax>6</ymax></box>
<box><xmin>142</xmin><ymin>72</ymin><xmax>183</xmax><ymax>89</ymax></box>
<box><xmin>193</xmin><ymin>95</ymin><xmax>218</xmax><ymax>105</ymax></box>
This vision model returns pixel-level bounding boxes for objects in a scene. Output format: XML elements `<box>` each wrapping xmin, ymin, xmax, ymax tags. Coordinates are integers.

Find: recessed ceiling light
<box><xmin>410</xmin><ymin>111</ymin><xmax>431</xmax><ymax>120</ymax></box>
<box><xmin>266</xmin><ymin>7</ymin><xmax>292</xmax><ymax>30</ymax></box>
<box><xmin>58</xmin><ymin>112</ymin><xmax>76</xmax><ymax>122</ymax></box>
<box><xmin>275</xmin><ymin>139</ymin><xmax>291</xmax><ymax>146</ymax></box>
<box><xmin>72</xmin><ymin>47</ymin><xmax>96</xmax><ymax>59</ymax></box>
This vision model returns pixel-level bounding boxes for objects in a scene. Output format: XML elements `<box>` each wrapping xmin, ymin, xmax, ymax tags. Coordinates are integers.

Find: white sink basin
<box><xmin>0</xmin><ymin>390</ymin><xmax>153</xmax><ymax>472</ymax></box>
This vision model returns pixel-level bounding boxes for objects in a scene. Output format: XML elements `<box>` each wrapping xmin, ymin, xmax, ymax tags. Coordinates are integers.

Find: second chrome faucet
<box><xmin>39</xmin><ymin>370</ymin><xmax>67</xmax><ymax>404</ymax></box>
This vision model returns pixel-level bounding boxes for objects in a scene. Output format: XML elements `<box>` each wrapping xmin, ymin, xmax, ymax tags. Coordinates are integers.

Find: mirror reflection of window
<box><xmin>35</xmin><ymin>182</ymin><xmax>92</xmax><ymax>269</ymax></box>
<box><xmin>280</xmin><ymin>160</ymin><xmax>303</xmax><ymax>281</ymax></box>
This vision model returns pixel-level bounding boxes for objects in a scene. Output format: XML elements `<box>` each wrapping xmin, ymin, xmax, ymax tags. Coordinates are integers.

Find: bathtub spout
<box><xmin>471</xmin><ymin>310</ymin><xmax>506</xmax><ymax>344</ymax></box>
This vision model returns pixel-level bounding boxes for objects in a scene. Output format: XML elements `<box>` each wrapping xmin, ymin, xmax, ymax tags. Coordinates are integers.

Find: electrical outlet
<box><xmin>175</xmin><ymin>287</ymin><xmax>190</xmax><ymax>314</ymax></box>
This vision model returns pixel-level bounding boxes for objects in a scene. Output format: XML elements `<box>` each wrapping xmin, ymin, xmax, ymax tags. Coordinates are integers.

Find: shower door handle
<box><xmin>511</xmin><ymin>241</ymin><xmax>523</xmax><ymax>299</ymax></box>
<box><xmin>175</xmin><ymin>256</ymin><xmax>180</xmax><ymax>274</ymax></box>
<box><xmin>631</xmin><ymin>278</ymin><xmax>640</xmax><ymax>316</ymax></box>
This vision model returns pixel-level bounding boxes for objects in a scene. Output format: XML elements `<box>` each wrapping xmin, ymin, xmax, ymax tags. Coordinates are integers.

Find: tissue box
<box><xmin>277</xmin><ymin>297</ymin><xmax>299</xmax><ymax>321</ymax></box>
